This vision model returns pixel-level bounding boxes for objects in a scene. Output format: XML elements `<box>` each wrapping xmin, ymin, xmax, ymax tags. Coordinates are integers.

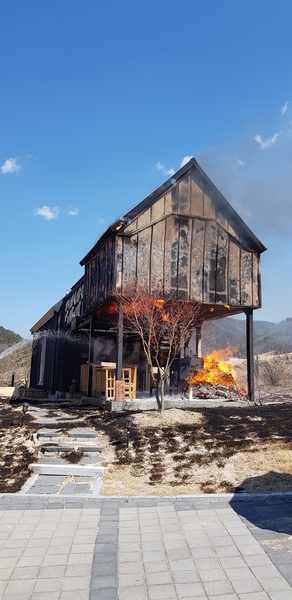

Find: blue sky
<box><xmin>1</xmin><ymin>0</ymin><xmax>292</xmax><ymax>339</ymax></box>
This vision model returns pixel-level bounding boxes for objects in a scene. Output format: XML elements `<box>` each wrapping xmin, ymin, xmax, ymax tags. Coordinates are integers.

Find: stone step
<box><xmin>31</xmin><ymin>463</ymin><xmax>104</xmax><ymax>476</ymax></box>
<box><xmin>67</xmin><ymin>430</ymin><xmax>97</xmax><ymax>439</ymax></box>
<box><xmin>41</xmin><ymin>444</ymin><xmax>102</xmax><ymax>454</ymax></box>
<box><xmin>37</xmin><ymin>429</ymin><xmax>60</xmax><ymax>438</ymax></box>
<box><xmin>20</xmin><ymin>473</ymin><xmax>104</xmax><ymax>497</ymax></box>
<box><xmin>36</xmin><ymin>429</ymin><xmax>98</xmax><ymax>441</ymax></box>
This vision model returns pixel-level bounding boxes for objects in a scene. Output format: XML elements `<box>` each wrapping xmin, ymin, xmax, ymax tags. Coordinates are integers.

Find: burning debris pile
<box><xmin>185</xmin><ymin>348</ymin><xmax>247</xmax><ymax>402</ymax></box>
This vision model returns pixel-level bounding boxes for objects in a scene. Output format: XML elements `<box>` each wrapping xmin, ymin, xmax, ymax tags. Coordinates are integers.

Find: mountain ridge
<box><xmin>0</xmin><ymin>326</ymin><xmax>22</xmax><ymax>354</ymax></box>
<box><xmin>202</xmin><ymin>316</ymin><xmax>292</xmax><ymax>355</ymax></box>
<box><xmin>1</xmin><ymin>317</ymin><xmax>292</xmax><ymax>358</ymax></box>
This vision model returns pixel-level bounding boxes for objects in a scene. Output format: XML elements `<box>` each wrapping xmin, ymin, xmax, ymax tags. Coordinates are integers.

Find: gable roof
<box><xmin>80</xmin><ymin>157</ymin><xmax>266</xmax><ymax>265</ymax></box>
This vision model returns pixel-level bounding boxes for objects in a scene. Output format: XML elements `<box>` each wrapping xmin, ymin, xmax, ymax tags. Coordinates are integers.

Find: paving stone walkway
<box><xmin>0</xmin><ymin>493</ymin><xmax>292</xmax><ymax>599</ymax></box>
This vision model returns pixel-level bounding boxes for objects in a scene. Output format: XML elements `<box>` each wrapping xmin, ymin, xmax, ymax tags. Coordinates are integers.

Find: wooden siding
<box><xmin>83</xmin><ymin>166</ymin><xmax>263</xmax><ymax>312</ymax></box>
<box><xmin>190</xmin><ymin>219</ymin><xmax>205</xmax><ymax>300</ymax></box>
<box><xmin>84</xmin><ymin>236</ymin><xmax>115</xmax><ymax>312</ymax></box>
<box><xmin>177</xmin><ymin>218</ymin><xmax>191</xmax><ymax>297</ymax></box>
<box><xmin>64</xmin><ymin>280</ymin><xmax>84</xmax><ymax>327</ymax></box>
<box><xmin>178</xmin><ymin>177</ymin><xmax>191</xmax><ymax>214</ymax></box>
<box><xmin>137</xmin><ymin>227</ymin><xmax>151</xmax><ymax>290</ymax></box>
<box><xmin>116</xmin><ymin>236</ymin><xmax>123</xmax><ymax>291</ymax></box>
<box><xmin>137</xmin><ymin>207</ymin><xmax>151</xmax><ymax>229</ymax></box>
<box><xmin>191</xmin><ymin>176</ymin><xmax>204</xmax><ymax>215</ymax></box>
<box><xmin>216</xmin><ymin>228</ymin><xmax>228</xmax><ymax>304</ymax></box>
<box><xmin>84</xmin><ymin>217</ymin><xmax>261</xmax><ymax>312</ymax></box>
<box><xmin>151</xmin><ymin>195</ymin><xmax>165</xmax><ymax>221</ymax></box>
<box><xmin>122</xmin><ymin>236</ymin><xmax>137</xmax><ymax>290</ymax></box>
<box><xmin>118</xmin><ymin>215</ymin><xmax>261</xmax><ymax>308</ymax></box>
<box><xmin>252</xmin><ymin>254</ymin><xmax>260</xmax><ymax>307</ymax></box>
<box><xmin>240</xmin><ymin>249</ymin><xmax>253</xmax><ymax>305</ymax></box>
<box><xmin>150</xmin><ymin>219</ymin><xmax>165</xmax><ymax>292</ymax></box>
<box><xmin>228</xmin><ymin>240</ymin><xmax>241</xmax><ymax>305</ymax></box>
<box><xmin>123</xmin><ymin>172</ymin><xmax>257</xmax><ymax>250</ymax></box>
<box><xmin>165</xmin><ymin>191</ymin><xmax>173</xmax><ymax>215</ymax></box>
<box><xmin>164</xmin><ymin>216</ymin><xmax>173</xmax><ymax>295</ymax></box>
<box><xmin>203</xmin><ymin>221</ymin><xmax>219</xmax><ymax>303</ymax></box>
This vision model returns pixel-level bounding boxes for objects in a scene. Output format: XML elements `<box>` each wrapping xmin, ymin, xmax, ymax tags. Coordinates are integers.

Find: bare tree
<box><xmin>259</xmin><ymin>353</ymin><xmax>290</xmax><ymax>387</ymax></box>
<box><xmin>114</xmin><ymin>286</ymin><xmax>204</xmax><ymax>411</ymax></box>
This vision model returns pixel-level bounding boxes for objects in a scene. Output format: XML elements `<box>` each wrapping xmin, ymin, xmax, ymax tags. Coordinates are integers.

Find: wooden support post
<box><xmin>87</xmin><ymin>315</ymin><xmax>93</xmax><ymax>397</ymax></box>
<box><xmin>245</xmin><ymin>308</ymin><xmax>254</xmax><ymax>402</ymax></box>
<box><xmin>195</xmin><ymin>325</ymin><xmax>202</xmax><ymax>357</ymax></box>
<box><xmin>116</xmin><ymin>302</ymin><xmax>123</xmax><ymax>382</ymax></box>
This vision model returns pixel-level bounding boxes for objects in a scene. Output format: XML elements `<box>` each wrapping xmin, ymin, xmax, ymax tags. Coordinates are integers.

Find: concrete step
<box><xmin>36</xmin><ymin>429</ymin><xmax>98</xmax><ymax>442</ymax></box>
<box><xmin>67</xmin><ymin>429</ymin><xmax>97</xmax><ymax>439</ymax></box>
<box><xmin>41</xmin><ymin>444</ymin><xmax>102</xmax><ymax>454</ymax></box>
<box><xmin>31</xmin><ymin>463</ymin><xmax>104</xmax><ymax>476</ymax></box>
<box><xmin>37</xmin><ymin>429</ymin><xmax>60</xmax><ymax>438</ymax></box>
<box><xmin>20</xmin><ymin>471</ymin><xmax>104</xmax><ymax>497</ymax></box>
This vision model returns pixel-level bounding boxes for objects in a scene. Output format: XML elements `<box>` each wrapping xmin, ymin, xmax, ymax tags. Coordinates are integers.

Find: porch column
<box><xmin>116</xmin><ymin>302</ymin><xmax>123</xmax><ymax>381</ymax></box>
<box><xmin>195</xmin><ymin>325</ymin><xmax>202</xmax><ymax>358</ymax></box>
<box><xmin>245</xmin><ymin>308</ymin><xmax>254</xmax><ymax>402</ymax></box>
<box><xmin>87</xmin><ymin>315</ymin><xmax>93</xmax><ymax>397</ymax></box>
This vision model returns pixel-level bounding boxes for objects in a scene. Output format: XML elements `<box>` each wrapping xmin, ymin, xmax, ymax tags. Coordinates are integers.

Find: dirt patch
<box><xmin>62</xmin><ymin>449</ymin><xmax>85</xmax><ymax>464</ymax></box>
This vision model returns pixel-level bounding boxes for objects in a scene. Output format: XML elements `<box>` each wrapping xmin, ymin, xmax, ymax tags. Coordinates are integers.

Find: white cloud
<box><xmin>155</xmin><ymin>161</ymin><xmax>175</xmax><ymax>176</ymax></box>
<box><xmin>35</xmin><ymin>205</ymin><xmax>59</xmax><ymax>220</ymax></box>
<box><xmin>254</xmin><ymin>132</ymin><xmax>280</xmax><ymax>149</ymax></box>
<box><xmin>233</xmin><ymin>158</ymin><xmax>245</xmax><ymax>169</ymax></box>
<box><xmin>180</xmin><ymin>155</ymin><xmax>193</xmax><ymax>168</ymax></box>
<box><xmin>155</xmin><ymin>156</ymin><xmax>194</xmax><ymax>177</ymax></box>
<box><xmin>0</xmin><ymin>157</ymin><xmax>21</xmax><ymax>174</ymax></box>
<box><xmin>281</xmin><ymin>100</ymin><xmax>289</xmax><ymax>115</ymax></box>
<box><xmin>67</xmin><ymin>207</ymin><xmax>79</xmax><ymax>216</ymax></box>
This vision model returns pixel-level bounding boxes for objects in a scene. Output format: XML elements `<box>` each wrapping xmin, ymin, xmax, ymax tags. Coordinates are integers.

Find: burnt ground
<box><xmin>88</xmin><ymin>401</ymin><xmax>292</xmax><ymax>495</ymax></box>
<box><xmin>0</xmin><ymin>404</ymin><xmax>38</xmax><ymax>493</ymax></box>
<box><xmin>2</xmin><ymin>396</ymin><xmax>292</xmax><ymax>495</ymax></box>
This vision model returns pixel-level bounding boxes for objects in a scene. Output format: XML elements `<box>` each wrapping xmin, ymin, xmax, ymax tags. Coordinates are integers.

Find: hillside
<box><xmin>0</xmin><ymin>325</ymin><xmax>22</xmax><ymax>354</ymax></box>
<box><xmin>0</xmin><ymin>326</ymin><xmax>31</xmax><ymax>387</ymax></box>
<box><xmin>202</xmin><ymin>317</ymin><xmax>292</xmax><ymax>356</ymax></box>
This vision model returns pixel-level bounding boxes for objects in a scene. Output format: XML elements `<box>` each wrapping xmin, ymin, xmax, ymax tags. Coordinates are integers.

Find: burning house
<box><xmin>29</xmin><ymin>158</ymin><xmax>266</xmax><ymax>406</ymax></box>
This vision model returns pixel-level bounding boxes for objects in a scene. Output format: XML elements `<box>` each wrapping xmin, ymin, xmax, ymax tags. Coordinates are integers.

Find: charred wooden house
<box><xmin>29</xmin><ymin>158</ymin><xmax>266</xmax><ymax>404</ymax></box>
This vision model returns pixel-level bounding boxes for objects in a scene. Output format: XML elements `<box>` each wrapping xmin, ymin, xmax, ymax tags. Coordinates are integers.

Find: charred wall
<box><xmin>117</xmin><ymin>215</ymin><xmax>261</xmax><ymax>308</ymax></box>
<box><xmin>83</xmin><ymin>236</ymin><xmax>115</xmax><ymax>313</ymax></box>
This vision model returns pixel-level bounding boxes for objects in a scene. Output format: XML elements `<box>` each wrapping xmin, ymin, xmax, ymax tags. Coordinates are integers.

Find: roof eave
<box><xmin>30</xmin><ymin>300</ymin><xmax>63</xmax><ymax>334</ymax></box>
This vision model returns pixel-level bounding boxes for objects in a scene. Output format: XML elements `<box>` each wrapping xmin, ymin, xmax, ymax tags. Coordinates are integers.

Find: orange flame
<box><xmin>187</xmin><ymin>347</ymin><xmax>238</xmax><ymax>388</ymax></box>
<box><xmin>154</xmin><ymin>299</ymin><xmax>165</xmax><ymax>309</ymax></box>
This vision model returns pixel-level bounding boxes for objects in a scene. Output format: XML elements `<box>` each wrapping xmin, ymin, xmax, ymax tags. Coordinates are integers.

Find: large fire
<box><xmin>186</xmin><ymin>347</ymin><xmax>238</xmax><ymax>389</ymax></box>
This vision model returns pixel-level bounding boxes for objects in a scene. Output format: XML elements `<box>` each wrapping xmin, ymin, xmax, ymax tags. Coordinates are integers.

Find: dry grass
<box><xmin>88</xmin><ymin>403</ymin><xmax>292</xmax><ymax>496</ymax></box>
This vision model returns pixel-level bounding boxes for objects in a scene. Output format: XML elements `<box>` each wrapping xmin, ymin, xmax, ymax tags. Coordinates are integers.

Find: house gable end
<box><xmin>123</xmin><ymin>159</ymin><xmax>266</xmax><ymax>254</ymax></box>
